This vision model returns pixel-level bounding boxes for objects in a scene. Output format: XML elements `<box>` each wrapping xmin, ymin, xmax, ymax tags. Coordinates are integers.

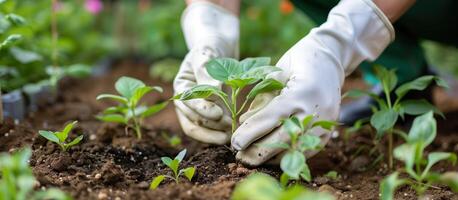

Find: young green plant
<box><xmin>344</xmin><ymin>66</ymin><xmax>448</xmax><ymax>169</ymax></box>
<box><xmin>96</xmin><ymin>76</ymin><xmax>168</xmax><ymax>139</ymax></box>
<box><xmin>150</xmin><ymin>149</ymin><xmax>196</xmax><ymax>189</ymax></box>
<box><xmin>0</xmin><ymin>148</ymin><xmax>70</xmax><ymax>200</ymax></box>
<box><xmin>265</xmin><ymin>115</ymin><xmax>337</xmax><ymax>187</ymax></box>
<box><xmin>39</xmin><ymin>121</ymin><xmax>84</xmax><ymax>151</ymax></box>
<box><xmin>174</xmin><ymin>57</ymin><xmax>284</xmax><ymax>133</ymax></box>
<box><xmin>380</xmin><ymin>111</ymin><xmax>458</xmax><ymax>199</ymax></box>
<box><xmin>232</xmin><ymin>173</ymin><xmax>335</xmax><ymax>200</ymax></box>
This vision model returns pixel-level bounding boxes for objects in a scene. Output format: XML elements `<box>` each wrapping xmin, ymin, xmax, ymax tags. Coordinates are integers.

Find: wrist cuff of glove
<box><xmin>361</xmin><ymin>0</ymin><xmax>395</xmax><ymax>42</ymax></box>
<box><xmin>181</xmin><ymin>1</ymin><xmax>240</xmax><ymax>58</ymax></box>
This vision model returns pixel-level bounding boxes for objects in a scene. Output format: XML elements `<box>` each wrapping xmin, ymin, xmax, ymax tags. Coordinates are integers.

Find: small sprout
<box><xmin>174</xmin><ymin>57</ymin><xmax>284</xmax><ymax>133</ymax></box>
<box><xmin>96</xmin><ymin>76</ymin><xmax>168</xmax><ymax>139</ymax></box>
<box><xmin>39</xmin><ymin>121</ymin><xmax>84</xmax><ymax>151</ymax></box>
<box><xmin>264</xmin><ymin>115</ymin><xmax>338</xmax><ymax>187</ymax></box>
<box><xmin>150</xmin><ymin>149</ymin><xmax>196</xmax><ymax>189</ymax></box>
<box><xmin>161</xmin><ymin>132</ymin><xmax>182</xmax><ymax>147</ymax></box>
<box><xmin>344</xmin><ymin>65</ymin><xmax>448</xmax><ymax>169</ymax></box>
<box><xmin>324</xmin><ymin>171</ymin><xmax>339</xmax><ymax>180</ymax></box>
<box><xmin>0</xmin><ymin>148</ymin><xmax>70</xmax><ymax>200</ymax></box>
<box><xmin>380</xmin><ymin>112</ymin><xmax>457</xmax><ymax>199</ymax></box>
<box><xmin>232</xmin><ymin>173</ymin><xmax>335</xmax><ymax>200</ymax></box>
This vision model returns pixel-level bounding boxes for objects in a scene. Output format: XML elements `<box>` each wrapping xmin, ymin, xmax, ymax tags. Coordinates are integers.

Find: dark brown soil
<box><xmin>1</xmin><ymin>61</ymin><xmax>457</xmax><ymax>200</ymax></box>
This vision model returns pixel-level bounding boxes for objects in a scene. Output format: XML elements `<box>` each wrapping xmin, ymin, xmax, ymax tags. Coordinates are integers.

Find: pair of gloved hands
<box><xmin>174</xmin><ymin>0</ymin><xmax>394</xmax><ymax>166</ymax></box>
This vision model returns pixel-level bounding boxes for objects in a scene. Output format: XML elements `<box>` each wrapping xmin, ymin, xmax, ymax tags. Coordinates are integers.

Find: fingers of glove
<box><xmin>175</xmin><ymin>100</ymin><xmax>231</xmax><ymax>131</ymax></box>
<box><xmin>235</xmin><ymin>125</ymin><xmax>290</xmax><ymax>166</ymax></box>
<box><xmin>176</xmin><ymin>108</ymin><xmax>230</xmax><ymax>145</ymax></box>
<box><xmin>232</xmin><ymin>94</ymin><xmax>295</xmax><ymax>151</ymax></box>
<box><xmin>182</xmin><ymin>99</ymin><xmax>225</xmax><ymax>120</ymax></box>
<box><xmin>190</xmin><ymin>47</ymin><xmax>222</xmax><ymax>87</ymax></box>
<box><xmin>239</xmin><ymin>92</ymin><xmax>276</xmax><ymax>123</ymax></box>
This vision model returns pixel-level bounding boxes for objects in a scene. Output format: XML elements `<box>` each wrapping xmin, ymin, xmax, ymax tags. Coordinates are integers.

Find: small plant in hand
<box><xmin>344</xmin><ymin>66</ymin><xmax>448</xmax><ymax>169</ymax></box>
<box><xmin>0</xmin><ymin>148</ymin><xmax>70</xmax><ymax>200</ymax></box>
<box><xmin>380</xmin><ymin>111</ymin><xmax>458</xmax><ymax>199</ymax></box>
<box><xmin>39</xmin><ymin>121</ymin><xmax>84</xmax><ymax>152</ymax></box>
<box><xmin>174</xmin><ymin>57</ymin><xmax>284</xmax><ymax>133</ymax></box>
<box><xmin>265</xmin><ymin>115</ymin><xmax>337</xmax><ymax>187</ymax></box>
<box><xmin>232</xmin><ymin>173</ymin><xmax>335</xmax><ymax>200</ymax></box>
<box><xmin>96</xmin><ymin>76</ymin><xmax>168</xmax><ymax>139</ymax></box>
<box><xmin>150</xmin><ymin>149</ymin><xmax>196</xmax><ymax>189</ymax></box>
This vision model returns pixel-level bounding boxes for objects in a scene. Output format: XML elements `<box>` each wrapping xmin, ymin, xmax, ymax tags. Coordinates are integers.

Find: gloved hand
<box><xmin>174</xmin><ymin>1</ymin><xmax>239</xmax><ymax>145</ymax></box>
<box><xmin>231</xmin><ymin>0</ymin><xmax>395</xmax><ymax>166</ymax></box>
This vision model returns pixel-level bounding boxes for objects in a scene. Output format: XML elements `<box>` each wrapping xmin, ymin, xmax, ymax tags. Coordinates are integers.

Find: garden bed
<box><xmin>1</xmin><ymin>61</ymin><xmax>457</xmax><ymax>200</ymax></box>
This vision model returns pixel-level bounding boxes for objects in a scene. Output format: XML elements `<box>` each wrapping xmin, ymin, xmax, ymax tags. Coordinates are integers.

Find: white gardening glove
<box><xmin>174</xmin><ymin>1</ymin><xmax>239</xmax><ymax>145</ymax></box>
<box><xmin>231</xmin><ymin>0</ymin><xmax>395</xmax><ymax>166</ymax></box>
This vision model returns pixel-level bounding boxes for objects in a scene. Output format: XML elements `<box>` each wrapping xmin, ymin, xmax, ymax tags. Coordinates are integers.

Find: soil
<box><xmin>1</xmin><ymin>61</ymin><xmax>457</xmax><ymax>200</ymax></box>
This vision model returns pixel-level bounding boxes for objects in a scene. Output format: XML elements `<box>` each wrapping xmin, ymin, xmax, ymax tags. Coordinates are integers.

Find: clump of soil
<box><xmin>1</xmin><ymin>61</ymin><xmax>457</xmax><ymax>200</ymax></box>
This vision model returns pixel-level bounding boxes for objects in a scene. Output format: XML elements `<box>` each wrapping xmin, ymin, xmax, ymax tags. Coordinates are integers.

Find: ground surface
<box><xmin>1</xmin><ymin>62</ymin><xmax>457</xmax><ymax>200</ymax></box>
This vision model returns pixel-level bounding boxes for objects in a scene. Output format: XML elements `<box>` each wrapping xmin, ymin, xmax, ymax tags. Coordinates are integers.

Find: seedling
<box><xmin>39</xmin><ymin>121</ymin><xmax>84</xmax><ymax>151</ymax></box>
<box><xmin>380</xmin><ymin>112</ymin><xmax>458</xmax><ymax>200</ymax></box>
<box><xmin>161</xmin><ymin>132</ymin><xmax>182</xmax><ymax>147</ymax></box>
<box><xmin>150</xmin><ymin>149</ymin><xmax>196</xmax><ymax>189</ymax></box>
<box><xmin>232</xmin><ymin>173</ymin><xmax>335</xmax><ymax>200</ymax></box>
<box><xmin>174</xmin><ymin>57</ymin><xmax>284</xmax><ymax>133</ymax></box>
<box><xmin>0</xmin><ymin>148</ymin><xmax>70</xmax><ymax>200</ymax></box>
<box><xmin>265</xmin><ymin>115</ymin><xmax>337</xmax><ymax>187</ymax></box>
<box><xmin>96</xmin><ymin>76</ymin><xmax>168</xmax><ymax>139</ymax></box>
<box><xmin>344</xmin><ymin>66</ymin><xmax>448</xmax><ymax>169</ymax></box>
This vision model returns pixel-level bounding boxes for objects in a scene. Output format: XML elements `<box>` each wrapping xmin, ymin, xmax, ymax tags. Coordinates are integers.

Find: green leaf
<box><xmin>374</xmin><ymin>66</ymin><xmax>398</xmax><ymax>92</ymax></box>
<box><xmin>280</xmin><ymin>151</ymin><xmax>306</xmax><ymax>179</ymax></box>
<box><xmin>0</xmin><ymin>34</ymin><xmax>22</xmax><ymax>49</ymax></box>
<box><xmin>370</xmin><ymin>109</ymin><xmax>398</xmax><ymax>137</ymax></box>
<box><xmin>247</xmin><ymin>78</ymin><xmax>284</xmax><ymax>100</ymax></box>
<box><xmin>102</xmin><ymin>106</ymin><xmax>125</xmax><ymax>114</ymax></box>
<box><xmin>9</xmin><ymin>47</ymin><xmax>43</xmax><ymax>64</ymax></box>
<box><xmin>175</xmin><ymin>85</ymin><xmax>227</xmax><ymax>101</ymax></box>
<box><xmin>302</xmin><ymin>115</ymin><xmax>314</xmax><ymax>128</ymax></box>
<box><xmin>395</xmin><ymin>76</ymin><xmax>435</xmax><ymax>100</ymax></box>
<box><xmin>393</xmin><ymin>144</ymin><xmax>416</xmax><ymax>176</ymax></box>
<box><xmin>407</xmin><ymin>111</ymin><xmax>436</xmax><ymax>147</ymax></box>
<box><xmin>161</xmin><ymin>157</ymin><xmax>173</xmax><ymax>167</ymax></box>
<box><xmin>39</xmin><ymin>131</ymin><xmax>60</xmax><ymax>143</ymax></box>
<box><xmin>232</xmin><ymin>173</ymin><xmax>282</xmax><ymax>200</ymax></box>
<box><xmin>240</xmin><ymin>57</ymin><xmax>271</xmax><ymax>71</ymax></box>
<box><xmin>57</xmin><ymin>121</ymin><xmax>77</xmax><ymax>142</ymax></box>
<box><xmin>399</xmin><ymin>99</ymin><xmax>443</xmax><ymax>117</ymax></box>
<box><xmin>299</xmin><ymin>164</ymin><xmax>311</xmax><ymax>182</ymax></box>
<box><xmin>380</xmin><ymin>173</ymin><xmax>406</xmax><ymax>200</ymax></box>
<box><xmin>181</xmin><ymin>167</ymin><xmax>196</xmax><ymax>181</ymax></box>
<box><xmin>242</xmin><ymin>66</ymin><xmax>281</xmax><ymax>80</ymax></box>
<box><xmin>312</xmin><ymin>120</ymin><xmax>338</xmax><ymax>130</ymax></box>
<box><xmin>96</xmin><ymin>94</ymin><xmax>128</xmax><ymax>104</ymax></box>
<box><xmin>6</xmin><ymin>14</ymin><xmax>26</xmax><ymax>25</ymax></box>
<box><xmin>169</xmin><ymin>159</ymin><xmax>180</xmax><ymax>176</ymax></box>
<box><xmin>175</xmin><ymin>149</ymin><xmax>187</xmax><ymax>162</ymax></box>
<box><xmin>282</xmin><ymin>117</ymin><xmax>303</xmax><ymax>139</ymax></box>
<box><xmin>96</xmin><ymin>114</ymin><xmax>127</xmax><ymax>124</ymax></box>
<box><xmin>115</xmin><ymin>76</ymin><xmax>145</xmax><ymax>99</ymax></box>
<box><xmin>439</xmin><ymin>172</ymin><xmax>458</xmax><ymax>192</ymax></box>
<box><xmin>131</xmin><ymin>86</ymin><xmax>153</xmax><ymax>106</ymax></box>
<box><xmin>422</xmin><ymin>152</ymin><xmax>457</xmax><ymax>179</ymax></box>
<box><xmin>150</xmin><ymin>175</ymin><xmax>165</xmax><ymax>189</ymax></box>
<box><xmin>141</xmin><ymin>102</ymin><xmax>168</xmax><ymax>118</ymax></box>
<box><xmin>298</xmin><ymin>134</ymin><xmax>321</xmax><ymax>151</ymax></box>
<box><xmin>66</xmin><ymin>135</ymin><xmax>84</xmax><ymax>148</ymax></box>
<box><xmin>279</xmin><ymin>173</ymin><xmax>290</xmax><ymax>188</ymax></box>
<box><xmin>205</xmin><ymin>58</ymin><xmax>241</xmax><ymax>82</ymax></box>
<box><xmin>324</xmin><ymin>171</ymin><xmax>339</xmax><ymax>180</ymax></box>
<box><xmin>225</xmin><ymin>78</ymin><xmax>257</xmax><ymax>88</ymax></box>
<box><xmin>343</xmin><ymin>89</ymin><xmax>387</xmax><ymax>109</ymax></box>
<box><xmin>64</xmin><ymin>64</ymin><xmax>91</xmax><ymax>78</ymax></box>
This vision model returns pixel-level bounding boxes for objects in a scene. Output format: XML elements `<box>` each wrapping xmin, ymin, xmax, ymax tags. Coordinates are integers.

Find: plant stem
<box><xmin>388</xmin><ymin>128</ymin><xmax>393</xmax><ymax>169</ymax></box>
<box><xmin>130</xmin><ymin>107</ymin><xmax>142</xmax><ymax>139</ymax></box>
<box><xmin>230</xmin><ymin>88</ymin><xmax>240</xmax><ymax>134</ymax></box>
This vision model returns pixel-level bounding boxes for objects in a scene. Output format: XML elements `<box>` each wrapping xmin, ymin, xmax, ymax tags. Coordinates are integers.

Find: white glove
<box><xmin>174</xmin><ymin>1</ymin><xmax>239</xmax><ymax>145</ymax></box>
<box><xmin>231</xmin><ymin>0</ymin><xmax>395</xmax><ymax>166</ymax></box>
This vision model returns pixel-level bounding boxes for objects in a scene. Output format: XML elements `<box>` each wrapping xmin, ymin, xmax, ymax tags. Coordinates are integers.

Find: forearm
<box><xmin>373</xmin><ymin>0</ymin><xmax>416</xmax><ymax>22</ymax></box>
<box><xmin>185</xmin><ymin>0</ymin><xmax>240</xmax><ymax>15</ymax></box>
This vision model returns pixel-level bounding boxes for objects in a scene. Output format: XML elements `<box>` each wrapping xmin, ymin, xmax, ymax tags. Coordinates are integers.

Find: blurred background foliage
<box><xmin>0</xmin><ymin>0</ymin><xmax>457</xmax><ymax>92</ymax></box>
